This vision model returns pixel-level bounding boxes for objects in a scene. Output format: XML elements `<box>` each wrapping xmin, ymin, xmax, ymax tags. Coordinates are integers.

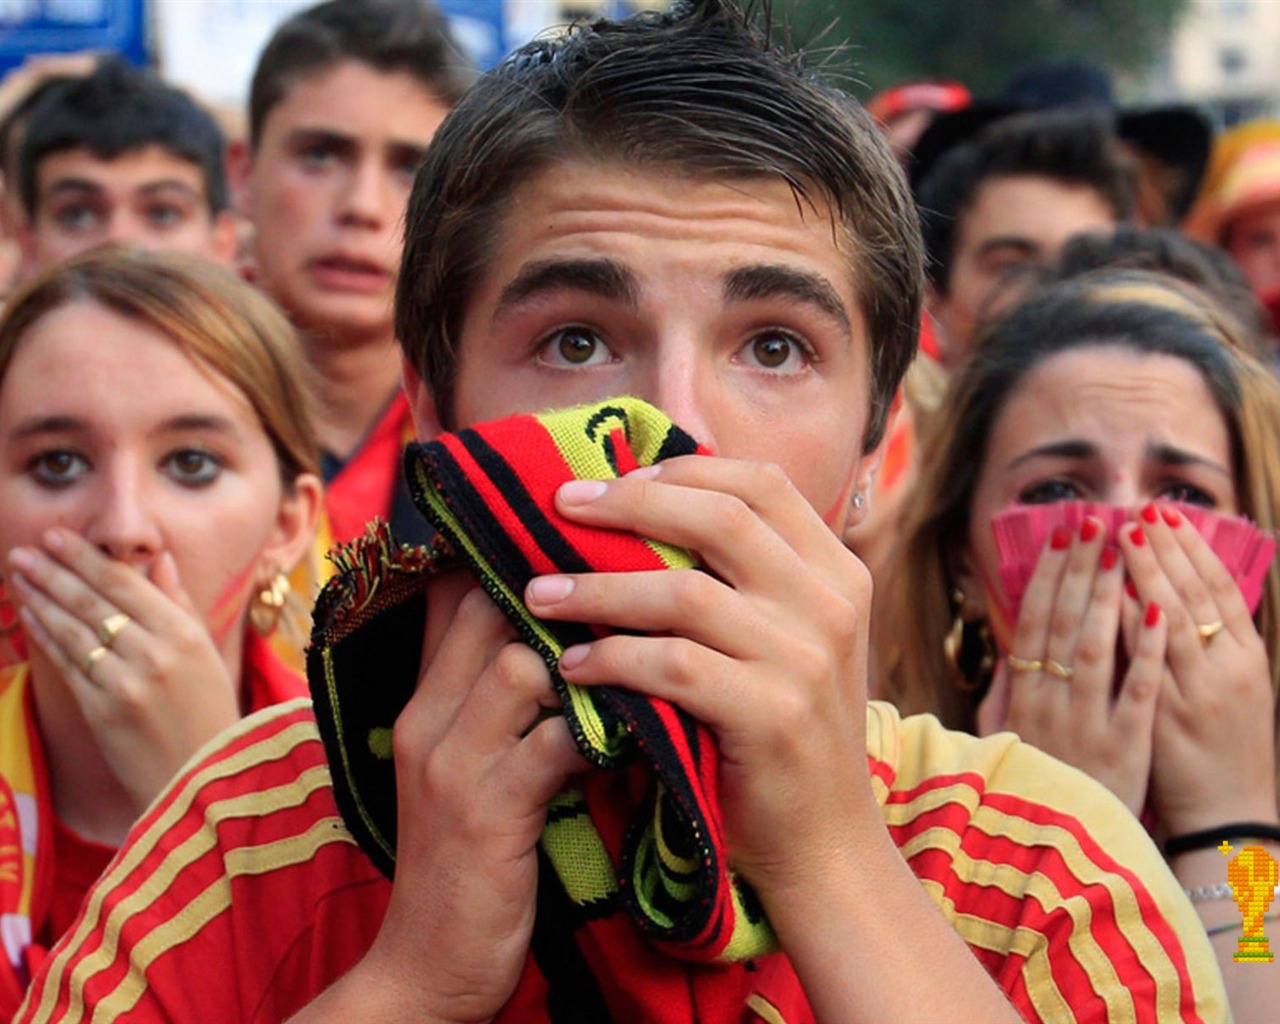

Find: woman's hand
<box><xmin>7</xmin><ymin>527</ymin><xmax>239</xmax><ymax>811</ymax></box>
<box><xmin>1121</xmin><ymin>503</ymin><xmax>1279</xmax><ymax>833</ymax></box>
<box><xmin>978</xmin><ymin>516</ymin><xmax>1166</xmax><ymax>815</ymax></box>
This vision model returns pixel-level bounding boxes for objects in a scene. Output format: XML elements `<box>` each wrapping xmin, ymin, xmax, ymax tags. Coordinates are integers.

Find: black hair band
<box><xmin>1165</xmin><ymin>822</ymin><xmax>1280</xmax><ymax>859</ymax></box>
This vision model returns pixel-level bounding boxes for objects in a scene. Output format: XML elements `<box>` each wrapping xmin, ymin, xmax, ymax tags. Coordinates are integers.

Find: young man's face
<box><xmin>927</xmin><ymin>174</ymin><xmax>1117</xmax><ymax>366</ymax></box>
<box><xmin>413</xmin><ymin>160</ymin><xmax>883</xmax><ymax>535</ymax></box>
<box><xmin>241</xmin><ymin>60</ymin><xmax>451</xmax><ymax>347</ymax></box>
<box><xmin>21</xmin><ymin>144</ymin><xmax>235</xmax><ymax>274</ymax></box>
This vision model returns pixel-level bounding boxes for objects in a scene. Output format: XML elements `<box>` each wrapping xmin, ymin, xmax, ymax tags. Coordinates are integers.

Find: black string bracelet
<box><xmin>1165</xmin><ymin>822</ymin><xmax>1280</xmax><ymax>859</ymax></box>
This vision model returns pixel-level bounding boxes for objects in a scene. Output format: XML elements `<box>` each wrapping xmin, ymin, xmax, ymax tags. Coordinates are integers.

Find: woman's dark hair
<box><xmin>879</xmin><ymin>269</ymin><xmax>1280</xmax><ymax>732</ymax></box>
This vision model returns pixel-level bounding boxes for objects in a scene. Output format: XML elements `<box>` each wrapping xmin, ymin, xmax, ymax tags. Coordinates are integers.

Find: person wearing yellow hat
<box><xmin>1187</xmin><ymin>120</ymin><xmax>1280</xmax><ymax>331</ymax></box>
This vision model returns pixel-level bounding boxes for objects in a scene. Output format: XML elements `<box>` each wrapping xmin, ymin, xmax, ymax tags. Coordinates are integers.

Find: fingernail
<box><xmin>627</xmin><ymin>465</ymin><xmax>662</xmax><ymax>481</ymax></box>
<box><xmin>1145</xmin><ymin>601</ymin><xmax>1161</xmax><ymax>628</ymax></box>
<box><xmin>559</xmin><ymin>480</ymin><xmax>608</xmax><ymax>505</ymax></box>
<box><xmin>1080</xmin><ymin>518</ymin><xmax>1100</xmax><ymax>542</ymax></box>
<box><xmin>1162</xmin><ymin>507</ymin><xmax>1181</xmax><ymax>528</ymax></box>
<box><xmin>42</xmin><ymin>528</ymin><xmax>65</xmax><ymax>551</ymax></box>
<box><xmin>1140</xmin><ymin>503</ymin><xmax>1158</xmax><ymax>525</ymax></box>
<box><xmin>7</xmin><ymin>548</ymin><xmax>34</xmax><ymax>572</ymax></box>
<box><xmin>559</xmin><ymin>644</ymin><xmax>590</xmax><ymax>670</ymax></box>
<box><xmin>527</xmin><ymin>575</ymin><xmax>574</xmax><ymax>605</ymax></box>
<box><xmin>1050</xmin><ymin>525</ymin><xmax>1072</xmax><ymax>550</ymax></box>
<box><xmin>1100</xmin><ymin>546</ymin><xmax>1118</xmax><ymax>571</ymax></box>
<box><xmin>1125</xmin><ymin>579</ymin><xmax>1138</xmax><ymax>599</ymax></box>
<box><xmin>1130</xmin><ymin>526</ymin><xmax>1146</xmax><ymax>548</ymax></box>
<box><xmin>8</xmin><ymin>571</ymin><xmax>31</xmax><ymax>595</ymax></box>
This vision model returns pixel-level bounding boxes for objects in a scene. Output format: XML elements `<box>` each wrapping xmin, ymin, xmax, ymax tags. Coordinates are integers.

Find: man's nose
<box><xmin>646</xmin><ymin>352</ymin><xmax>719</xmax><ymax>452</ymax></box>
<box><xmin>101</xmin><ymin>213</ymin><xmax>154</xmax><ymax>247</ymax></box>
<box><xmin>336</xmin><ymin>159</ymin><xmax>390</xmax><ymax>227</ymax></box>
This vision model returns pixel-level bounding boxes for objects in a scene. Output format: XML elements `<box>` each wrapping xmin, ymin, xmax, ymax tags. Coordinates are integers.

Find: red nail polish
<box><xmin>1080</xmin><ymin>518</ymin><xmax>1100</xmax><ymax>542</ymax></box>
<box><xmin>1131</xmin><ymin>527</ymin><xmax>1146</xmax><ymax>548</ymax></box>
<box><xmin>1141</xmin><ymin>503</ymin><xmax>1159</xmax><ymax>525</ymax></box>
<box><xmin>1145</xmin><ymin>601</ymin><xmax>1161</xmax><ymax>628</ymax></box>
<box><xmin>1051</xmin><ymin>525</ymin><xmax>1072</xmax><ymax>550</ymax></box>
<box><xmin>1125</xmin><ymin>579</ymin><xmax>1138</xmax><ymax>599</ymax></box>
<box><xmin>1162</xmin><ymin>507</ymin><xmax>1181</xmax><ymax>528</ymax></box>
<box><xmin>1100</xmin><ymin>546</ymin><xmax>1118</xmax><ymax>571</ymax></box>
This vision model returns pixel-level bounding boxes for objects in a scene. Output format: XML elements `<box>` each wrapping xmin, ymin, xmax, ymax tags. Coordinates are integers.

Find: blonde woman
<box><xmin>0</xmin><ymin>249</ymin><xmax>320</xmax><ymax>1013</ymax></box>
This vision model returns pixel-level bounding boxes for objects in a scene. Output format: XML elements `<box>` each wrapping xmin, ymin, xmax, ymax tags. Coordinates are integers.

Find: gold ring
<box><xmin>1007</xmin><ymin>655</ymin><xmax>1044</xmax><ymax>673</ymax></box>
<box><xmin>82</xmin><ymin>645</ymin><xmax>109</xmax><ymax>677</ymax></box>
<box><xmin>1044</xmin><ymin>659</ymin><xmax>1075</xmax><ymax>681</ymax></box>
<box><xmin>98</xmin><ymin>612</ymin><xmax>131</xmax><ymax>648</ymax></box>
<box><xmin>1198</xmin><ymin>619</ymin><xmax>1225</xmax><ymax>646</ymax></box>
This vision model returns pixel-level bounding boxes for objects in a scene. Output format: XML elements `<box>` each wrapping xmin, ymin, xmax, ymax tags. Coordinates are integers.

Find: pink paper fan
<box><xmin>991</xmin><ymin>501</ymin><xmax>1276</xmax><ymax>620</ymax></box>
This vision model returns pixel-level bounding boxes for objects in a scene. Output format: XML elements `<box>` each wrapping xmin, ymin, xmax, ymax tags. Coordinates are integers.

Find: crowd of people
<box><xmin>0</xmin><ymin>0</ymin><xmax>1277</xmax><ymax>1020</ymax></box>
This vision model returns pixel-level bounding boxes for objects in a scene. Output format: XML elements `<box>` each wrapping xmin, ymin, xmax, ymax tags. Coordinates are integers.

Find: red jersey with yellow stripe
<box><xmin>15</xmin><ymin>699</ymin><xmax>1227</xmax><ymax>1023</ymax></box>
<box><xmin>0</xmin><ymin>636</ymin><xmax>306</xmax><ymax>1021</ymax></box>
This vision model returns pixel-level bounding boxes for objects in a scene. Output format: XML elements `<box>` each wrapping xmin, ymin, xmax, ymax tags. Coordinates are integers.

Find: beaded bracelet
<box><xmin>1184</xmin><ymin>883</ymin><xmax>1235</xmax><ymax>902</ymax></box>
<box><xmin>1165</xmin><ymin>822</ymin><xmax>1280</xmax><ymax>859</ymax></box>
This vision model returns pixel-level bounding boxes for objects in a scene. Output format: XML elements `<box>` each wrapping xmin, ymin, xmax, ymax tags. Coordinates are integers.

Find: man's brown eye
<box><xmin>557</xmin><ymin>329</ymin><xmax>598</xmax><ymax>364</ymax></box>
<box><xmin>752</xmin><ymin>335</ymin><xmax>792</xmax><ymax>368</ymax></box>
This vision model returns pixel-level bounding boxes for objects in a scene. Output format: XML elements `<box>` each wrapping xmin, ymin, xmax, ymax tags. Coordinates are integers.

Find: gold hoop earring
<box><xmin>945</xmin><ymin>589</ymin><xmax>995</xmax><ymax>692</ymax></box>
<box><xmin>943</xmin><ymin>588</ymin><xmax>965</xmax><ymax>673</ymax></box>
<box><xmin>250</xmin><ymin>571</ymin><xmax>290</xmax><ymax>637</ymax></box>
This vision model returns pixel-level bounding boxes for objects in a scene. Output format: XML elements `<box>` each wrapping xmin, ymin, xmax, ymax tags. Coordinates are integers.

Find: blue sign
<box><xmin>0</xmin><ymin>0</ymin><xmax>148</xmax><ymax>74</ymax></box>
<box><xmin>436</xmin><ymin>0</ymin><xmax>506</xmax><ymax>70</ymax></box>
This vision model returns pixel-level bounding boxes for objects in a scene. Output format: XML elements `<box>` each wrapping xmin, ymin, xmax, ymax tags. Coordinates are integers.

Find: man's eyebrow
<box><xmin>287</xmin><ymin>127</ymin><xmax>356</xmax><ymax>150</ymax></box>
<box><xmin>974</xmin><ymin>237</ymin><xmax>1039</xmax><ymax>260</ymax></box>
<box><xmin>723</xmin><ymin>264</ymin><xmax>851</xmax><ymax>333</ymax></box>
<box><xmin>42</xmin><ymin>178</ymin><xmax>105</xmax><ymax>198</ymax></box>
<box><xmin>136</xmin><ymin>181</ymin><xmax>202</xmax><ymax>199</ymax></box>
<box><xmin>387</xmin><ymin>140</ymin><xmax>429</xmax><ymax>167</ymax></box>
<box><xmin>495</xmin><ymin>258</ymin><xmax>639</xmax><ymax>315</ymax></box>
<box><xmin>1007</xmin><ymin>439</ymin><xmax>1095</xmax><ymax>469</ymax></box>
<box><xmin>1148</xmin><ymin>441</ymin><xmax>1231</xmax><ymax>479</ymax></box>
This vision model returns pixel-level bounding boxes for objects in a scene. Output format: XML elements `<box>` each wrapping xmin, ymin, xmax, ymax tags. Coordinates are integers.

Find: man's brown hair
<box><xmin>395</xmin><ymin>0</ymin><xmax>923</xmax><ymax>453</ymax></box>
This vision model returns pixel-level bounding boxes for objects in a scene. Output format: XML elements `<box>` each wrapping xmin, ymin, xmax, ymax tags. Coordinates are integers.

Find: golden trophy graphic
<box><xmin>1222</xmin><ymin>843</ymin><xmax>1280</xmax><ymax>962</ymax></box>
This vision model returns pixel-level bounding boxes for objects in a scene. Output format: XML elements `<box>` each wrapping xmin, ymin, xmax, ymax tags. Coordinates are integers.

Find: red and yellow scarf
<box><xmin>309</xmin><ymin>398</ymin><xmax>807</xmax><ymax>1022</ymax></box>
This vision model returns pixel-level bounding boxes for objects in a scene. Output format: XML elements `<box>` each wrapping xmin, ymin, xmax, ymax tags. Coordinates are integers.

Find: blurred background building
<box><xmin>3</xmin><ymin>0</ymin><xmax>1280</xmax><ymax>127</ymax></box>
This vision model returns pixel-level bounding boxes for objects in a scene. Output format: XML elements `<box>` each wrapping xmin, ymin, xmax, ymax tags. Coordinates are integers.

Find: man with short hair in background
<box><xmin>231</xmin><ymin>0</ymin><xmax>475</xmax><ymax>561</ymax></box>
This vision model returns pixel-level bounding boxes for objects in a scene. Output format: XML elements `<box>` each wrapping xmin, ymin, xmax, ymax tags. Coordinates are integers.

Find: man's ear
<box><xmin>402</xmin><ymin>355</ymin><xmax>444</xmax><ymax>441</ymax></box>
<box><xmin>14</xmin><ymin>210</ymin><xmax>38</xmax><ymax>280</ymax></box>
<box><xmin>209</xmin><ymin>209</ymin><xmax>239</xmax><ymax>267</ymax></box>
<box><xmin>924</xmin><ymin>280</ymin><xmax>955</xmax><ymax>368</ymax></box>
<box><xmin>226</xmin><ymin>138</ymin><xmax>253</xmax><ymax>217</ymax></box>
<box><xmin>844</xmin><ymin>387</ymin><xmax>903</xmax><ymax>530</ymax></box>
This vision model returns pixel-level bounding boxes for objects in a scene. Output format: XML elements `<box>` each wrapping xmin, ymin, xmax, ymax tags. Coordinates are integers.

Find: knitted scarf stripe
<box><xmin>308</xmin><ymin>397</ymin><xmax>776</xmax><ymax>968</ymax></box>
